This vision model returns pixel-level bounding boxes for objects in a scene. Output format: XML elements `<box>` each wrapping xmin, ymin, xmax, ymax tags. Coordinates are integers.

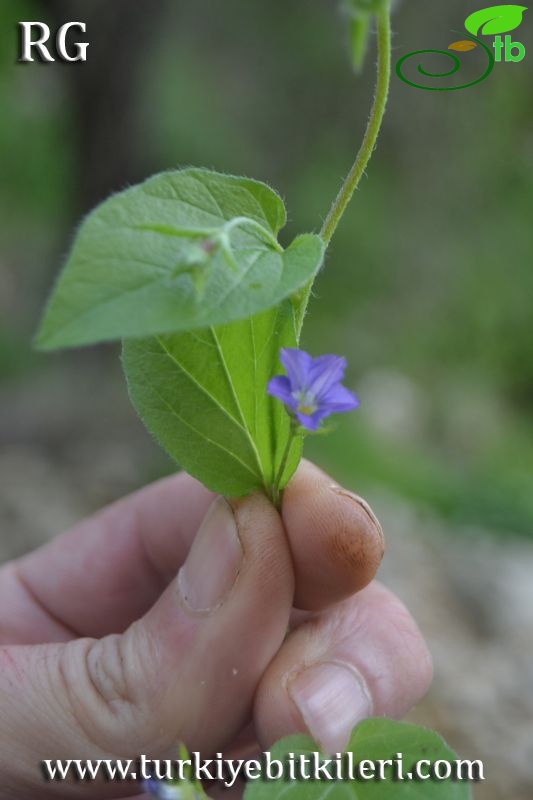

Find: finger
<box><xmin>3</xmin><ymin>459</ymin><xmax>383</xmax><ymax>643</ymax></box>
<box><xmin>254</xmin><ymin>582</ymin><xmax>433</xmax><ymax>754</ymax></box>
<box><xmin>0</xmin><ymin>493</ymin><xmax>294</xmax><ymax>798</ymax></box>
<box><xmin>281</xmin><ymin>460</ymin><xmax>385</xmax><ymax>610</ymax></box>
<box><xmin>1</xmin><ymin>472</ymin><xmax>214</xmax><ymax>642</ymax></box>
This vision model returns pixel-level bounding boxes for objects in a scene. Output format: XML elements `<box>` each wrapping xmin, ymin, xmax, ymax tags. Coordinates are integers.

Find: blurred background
<box><xmin>1</xmin><ymin>0</ymin><xmax>532</xmax><ymax>797</ymax></box>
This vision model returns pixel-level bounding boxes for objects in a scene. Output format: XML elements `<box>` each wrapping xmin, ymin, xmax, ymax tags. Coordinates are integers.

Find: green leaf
<box><xmin>345</xmin><ymin>0</ymin><xmax>386</xmax><ymax>12</ymax></box>
<box><xmin>244</xmin><ymin>719</ymin><xmax>473</xmax><ymax>800</ymax></box>
<box><xmin>122</xmin><ymin>301</ymin><xmax>302</xmax><ymax>498</ymax></box>
<box><xmin>349</xmin><ymin>15</ymin><xmax>372</xmax><ymax>73</ymax></box>
<box><xmin>343</xmin><ymin>0</ymin><xmax>387</xmax><ymax>73</ymax></box>
<box><xmin>36</xmin><ymin>168</ymin><xmax>324</xmax><ymax>350</ymax></box>
<box><xmin>465</xmin><ymin>5</ymin><xmax>527</xmax><ymax>36</ymax></box>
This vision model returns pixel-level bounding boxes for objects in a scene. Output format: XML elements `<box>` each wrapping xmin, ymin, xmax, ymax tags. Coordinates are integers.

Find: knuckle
<box><xmin>57</xmin><ymin>633</ymin><xmax>151</xmax><ymax>752</ymax></box>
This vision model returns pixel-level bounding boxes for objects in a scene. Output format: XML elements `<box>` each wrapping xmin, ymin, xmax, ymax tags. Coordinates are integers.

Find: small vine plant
<box><xmin>36</xmin><ymin>2</ymin><xmax>472</xmax><ymax>798</ymax></box>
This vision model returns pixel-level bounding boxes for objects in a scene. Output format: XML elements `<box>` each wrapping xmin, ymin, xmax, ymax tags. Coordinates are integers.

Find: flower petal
<box><xmin>270</xmin><ymin>349</ymin><xmax>359</xmax><ymax>429</ymax></box>
<box><xmin>280</xmin><ymin>348</ymin><xmax>313</xmax><ymax>390</ymax></box>
<box><xmin>267</xmin><ymin>375</ymin><xmax>298</xmax><ymax>410</ymax></box>
<box><xmin>296</xmin><ymin>407</ymin><xmax>331</xmax><ymax>430</ymax></box>
<box><xmin>143</xmin><ymin>779</ymin><xmax>184</xmax><ymax>799</ymax></box>
<box><xmin>308</xmin><ymin>354</ymin><xmax>347</xmax><ymax>398</ymax></box>
<box><xmin>320</xmin><ymin>383</ymin><xmax>360</xmax><ymax>412</ymax></box>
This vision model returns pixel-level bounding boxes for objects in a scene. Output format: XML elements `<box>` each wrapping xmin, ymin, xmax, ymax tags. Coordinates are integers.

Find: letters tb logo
<box><xmin>18</xmin><ymin>22</ymin><xmax>89</xmax><ymax>63</ymax></box>
<box><xmin>493</xmin><ymin>34</ymin><xmax>526</xmax><ymax>60</ymax></box>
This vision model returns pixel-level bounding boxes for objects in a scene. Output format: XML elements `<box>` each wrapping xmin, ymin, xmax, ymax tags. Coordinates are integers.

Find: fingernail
<box><xmin>178</xmin><ymin>498</ymin><xmax>242</xmax><ymax>613</ymax></box>
<box><xmin>331</xmin><ymin>487</ymin><xmax>384</xmax><ymax>547</ymax></box>
<box><xmin>288</xmin><ymin>661</ymin><xmax>373</xmax><ymax>754</ymax></box>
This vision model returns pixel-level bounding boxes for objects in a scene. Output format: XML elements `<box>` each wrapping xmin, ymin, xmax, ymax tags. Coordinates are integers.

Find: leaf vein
<box><xmin>137</xmin><ymin>372</ymin><xmax>261</xmax><ymax>481</ymax></box>
<box><xmin>208</xmin><ymin>327</ymin><xmax>265</xmax><ymax>479</ymax></box>
<box><xmin>154</xmin><ymin>336</ymin><xmax>255</xmax><ymax>441</ymax></box>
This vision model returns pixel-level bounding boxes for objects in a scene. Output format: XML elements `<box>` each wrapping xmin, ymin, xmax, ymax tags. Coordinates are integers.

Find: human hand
<box><xmin>0</xmin><ymin>460</ymin><xmax>432</xmax><ymax>799</ymax></box>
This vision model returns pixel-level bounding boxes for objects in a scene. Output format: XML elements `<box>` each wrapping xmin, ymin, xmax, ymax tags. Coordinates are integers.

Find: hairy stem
<box><xmin>271</xmin><ymin>421</ymin><xmax>299</xmax><ymax>508</ymax></box>
<box><xmin>320</xmin><ymin>4</ymin><xmax>392</xmax><ymax>247</ymax></box>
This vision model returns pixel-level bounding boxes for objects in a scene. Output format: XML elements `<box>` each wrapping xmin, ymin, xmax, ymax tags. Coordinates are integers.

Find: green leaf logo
<box><xmin>465</xmin><ymin>4</ymin><xmax>527</xmax><ymax>36</ymax></box>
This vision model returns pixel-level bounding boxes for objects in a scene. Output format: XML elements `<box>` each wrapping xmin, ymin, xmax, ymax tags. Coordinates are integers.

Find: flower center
<box><xmin>293</xmin><ymin>390</ymin><xmax>317</xmax><ymax>417</ymax></box>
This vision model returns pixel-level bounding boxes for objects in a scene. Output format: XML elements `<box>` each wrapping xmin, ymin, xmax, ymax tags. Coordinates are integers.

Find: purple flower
<box><xmin>267</xmin><ymin>348</ymin><xmax>359</xmax><ymax>431</ymax></box>
<box><xmin>142</xmin><ymin>778</ymin><xmax>187</xmax><ymax>799</ymax></box>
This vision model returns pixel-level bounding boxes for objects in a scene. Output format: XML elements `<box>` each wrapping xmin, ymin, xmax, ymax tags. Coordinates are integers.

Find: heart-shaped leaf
<box><xmin>122</xmin><ymin>301</ymin><xmax>302</xmax><ymax>498</ymax></box>
<box><xmin>244</xmin><ymin>719</ymin><xmax>473</xmax><ymax>800</ymax></box>
<box><xmin>36</xmin><ymin>169</ymin><xmax>324</xmax><ymax>350</ymax></box>
<box><xmin>449</xmin><ymin>40</ymin><xmax>478</xmax><ymax>51</ymax></box>
<box><xmin>465</xmin><ymin>4</ymin><xmax>527</xmax><ymax>36</ymax></box>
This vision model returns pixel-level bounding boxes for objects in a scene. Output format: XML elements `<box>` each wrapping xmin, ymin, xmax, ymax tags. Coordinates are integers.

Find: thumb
<box><xmin>0</xmin><ymin>494</ymin><xmax>294</xmax><ymax>798</ymax></box>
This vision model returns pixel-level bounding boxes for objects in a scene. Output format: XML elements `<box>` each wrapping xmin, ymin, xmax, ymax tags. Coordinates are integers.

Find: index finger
<box><xmin>4</xmin><ymin>471</ymin><xmax>214</xmax><ymax>642</ymax></box>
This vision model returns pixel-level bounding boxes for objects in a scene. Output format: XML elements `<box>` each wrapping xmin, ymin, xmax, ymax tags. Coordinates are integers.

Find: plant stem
<box><xmin>271</xmin><ymin>422</ymin><xmax>299</xmax><ymax>509</ymax></box>
<box><xmin>269</xmin><ymin>8</ymin><xmax>393</xmax><ymax>506</ymax></box>
<box><xmin>320</xmin><ymin>4</ymin><xmax>392</xmax><ymax>247</ymax></box>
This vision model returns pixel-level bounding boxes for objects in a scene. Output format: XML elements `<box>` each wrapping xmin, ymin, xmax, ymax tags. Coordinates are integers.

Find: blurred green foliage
<box><xmin>0</xmin><ymin>0</ymin><xmax>73</xmax><ymax>230</ymax></box>
<box><xmin>1</xmin><ymin>0</ymin><xmax>532</xmax><ymax>536</ymax></box>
